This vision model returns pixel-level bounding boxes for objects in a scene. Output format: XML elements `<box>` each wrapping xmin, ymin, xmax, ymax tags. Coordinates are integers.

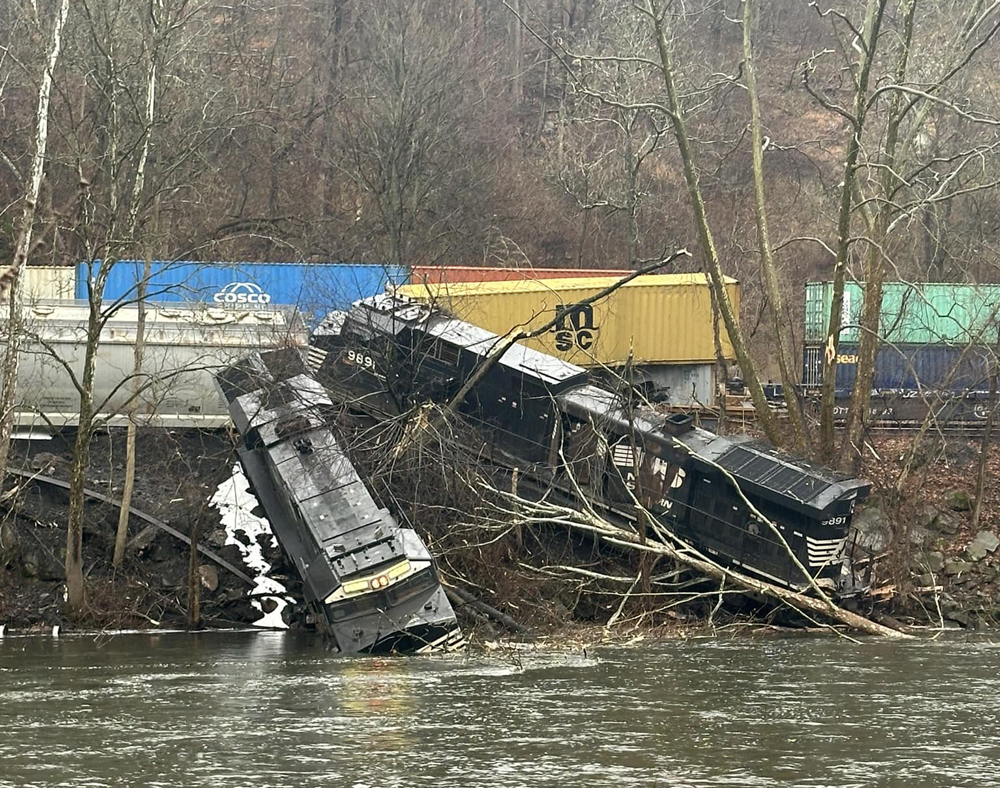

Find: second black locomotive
<box><xmin>311</xmin><ymin>295</ymin><xmax>872</xmax><ymax>597</ymax></box>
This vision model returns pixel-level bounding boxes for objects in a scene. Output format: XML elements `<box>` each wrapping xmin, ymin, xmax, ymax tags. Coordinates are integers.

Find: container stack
<box><xmin>802</xmin><ymin>281</ymin><xmax>1000</xmax><ymax>425</ymax></box>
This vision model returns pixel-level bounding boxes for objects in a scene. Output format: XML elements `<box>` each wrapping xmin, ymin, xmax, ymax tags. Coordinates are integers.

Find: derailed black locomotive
<box><xmin>311</xmin><ymin>295</ymin><xmax>872</xmax><ymax>596</ymax></box>
<box><xmin>215</xmin><ymin>351</ymin><xmax>463</xmax><ymax>654</ymax></box>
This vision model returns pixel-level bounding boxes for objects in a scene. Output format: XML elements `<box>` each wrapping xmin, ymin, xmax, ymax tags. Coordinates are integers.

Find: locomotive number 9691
<box><xmin>344</xmin><ymin>349</ymin><xmax>377</xmax><ymax>371</ymax></box>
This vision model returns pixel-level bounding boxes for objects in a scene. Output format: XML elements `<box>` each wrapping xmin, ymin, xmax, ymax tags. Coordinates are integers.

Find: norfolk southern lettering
<box><xmin>311</xmin><ymin>295</ymin><xmax>872</xmax><ymax>597</ymax></box>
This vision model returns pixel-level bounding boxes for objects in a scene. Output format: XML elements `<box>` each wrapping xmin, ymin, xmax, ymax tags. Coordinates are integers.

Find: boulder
<box><xmin>934</xmin><ymin>512</ymin><xmax>961</xmax><ymax>536</ymax></box>
<box><xmin>207</xmin><ymin>528</ymin><xmax>228</xmax><ymax>548</ymax></box>
<box><xmin>946</xmin><ymin>490</ymin><xmax>974</xmax><ymax>512</ymax></box>
<box><xmin>0</xmin><ymin>520</ymin><xmax>18</xmax><ymax>564</ymax></box>
<box><xmin>967</xmin><ymin>531</ymin><xmax>1000</xmax><ymax>562</ymax></box>
<box><xmin>944</xmin><ymin>560</ymin><xmax>977</xmax><ymax>577</ymax></box>
<box><xmin>851</xmin><ymin>506</ymin><xmax>892</xmax><ymax>554</ymax></box>
<box><xmin>912</xmin><ymin>572</ymin><xmax>939</xmax><ymax>588</ymax></box>
<box><xmin>945</xmin><ymin>609</ymin><xmax>972</xmax><ymax>628</ymax></box>
<box><xmin>20</xmin><ymin>549</ymin><xmax>64</xmax><ymax>581</ymax></box>
<box><xmin>913</xmin><ymin>551</ymin><xmax>945</xmax><ymax>574</ymax></box>
<box><xmin>127</xmin><ymin>524</ymin><xmax>159</xmax><ymax>555</ymax></box>
<box><xmin>198</xmin><ymin>564</ymin><xmax>219</xmax><ymax>592</ymax></box>
<box><xmin>917</xmin><ymin>504</ymin><xmax>940</xmax><ymax>531</ymax></box>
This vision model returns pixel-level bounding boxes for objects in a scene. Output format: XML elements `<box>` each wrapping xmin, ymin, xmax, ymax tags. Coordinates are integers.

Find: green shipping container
<box><xmin>804</xmin><ymin>281</ymin><xmax>1000</xmax><ymax>345</ymax></box>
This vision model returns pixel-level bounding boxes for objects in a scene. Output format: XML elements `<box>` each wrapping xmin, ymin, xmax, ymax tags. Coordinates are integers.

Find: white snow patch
<box><xmin>210</xmin><ymin>466</ymin><xmax>293</xmax><ymax>629</ymax></box>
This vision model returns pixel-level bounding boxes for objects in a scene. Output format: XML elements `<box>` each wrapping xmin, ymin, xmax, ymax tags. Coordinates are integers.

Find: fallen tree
<box><xmin>474</xmin><ymin>471</ymin><xmax>910</xmax><ymax>639</ymax></box>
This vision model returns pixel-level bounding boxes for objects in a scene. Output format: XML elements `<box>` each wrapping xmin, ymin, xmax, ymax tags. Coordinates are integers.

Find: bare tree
<box><xmin>0</xmin><ymin>0</ymin><xmax>71</xmax><ymax>484</ymax></box>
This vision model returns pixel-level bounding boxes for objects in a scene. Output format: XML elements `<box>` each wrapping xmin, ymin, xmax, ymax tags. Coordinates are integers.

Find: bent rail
<box><xmin>5</xmin><ymin>467</ymin><xmax>254</xmax><ymax>585</ymax></box>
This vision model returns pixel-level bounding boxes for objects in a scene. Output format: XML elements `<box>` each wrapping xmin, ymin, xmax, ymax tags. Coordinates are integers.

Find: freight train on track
<box><xmin>310</xmin><ymin>295</ymin><xmax>873</xmax><ymax>597</ymax></box>
<box><xmin>215</xmin><ymin>351</ymin><xmax>463</xmax><ymax>655</ymax></box>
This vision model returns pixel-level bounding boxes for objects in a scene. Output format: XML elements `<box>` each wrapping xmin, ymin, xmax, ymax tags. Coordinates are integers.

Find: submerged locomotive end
<box><xmin>215</xmin><ymin>349</ymin><xmax>464</xmax><ymax>655</ymax></box>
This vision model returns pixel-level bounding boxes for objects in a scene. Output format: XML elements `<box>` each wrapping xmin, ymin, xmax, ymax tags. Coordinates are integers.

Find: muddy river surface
<box><xmin>2</xmin><ymin>631</ymin><xmax>999</xmax><ymax>787</ymax></box>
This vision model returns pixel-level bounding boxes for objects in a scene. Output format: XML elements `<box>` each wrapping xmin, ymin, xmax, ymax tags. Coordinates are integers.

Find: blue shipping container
<box><xmin>76</xmin><ymin>261</ymin><xmax>407</xmax><ymax>323</ymax></box>
<box><xmin>803</xmin><ymin>343</ymin><xmax>991</xmax><ymax>396</ymax></box>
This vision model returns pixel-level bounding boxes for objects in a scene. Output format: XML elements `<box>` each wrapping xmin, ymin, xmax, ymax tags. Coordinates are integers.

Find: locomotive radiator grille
<box><xmin>806</xmin><ymin>535</ymin><xmax>847</xmax><ymax>568</ymax></box>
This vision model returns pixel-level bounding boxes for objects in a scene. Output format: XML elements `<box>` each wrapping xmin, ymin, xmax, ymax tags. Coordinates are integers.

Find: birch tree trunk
<box><xmin>0</xmin><ymin>0</ymin><xmax>71</xmax><ymax>481</ymax></box>
<box><xmin>113</xmin><ymin>48</ymin><xmax>158</xmax><ymax>568</ymax></box>
<box><xmin>646</xmin><ymin>0</ymin><xmax>782</xmax><ymax>446</ymax></box>
<box><xmin>816</xmin><ymin>0</ymin><xmax>889</xmax><ymax>460</ymax></box>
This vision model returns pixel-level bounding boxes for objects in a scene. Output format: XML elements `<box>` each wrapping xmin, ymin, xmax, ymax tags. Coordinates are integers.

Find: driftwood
<box><xmin>444</xmin><ymin>584</ymin><xmax>528</xmax><ymax>634</ymax></box>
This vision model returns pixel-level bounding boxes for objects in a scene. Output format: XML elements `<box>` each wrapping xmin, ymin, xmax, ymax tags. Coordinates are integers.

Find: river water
<box><xmin>1</xmin><ymin>631</ymin><xmax>999</xmax><ymax>787</ymax></box>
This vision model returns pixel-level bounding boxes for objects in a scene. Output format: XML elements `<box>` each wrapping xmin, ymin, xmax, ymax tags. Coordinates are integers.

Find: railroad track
<box><xmin>5</xmin><ymin>467</ymin><xmax>254</xmax><ymax>585</ymax></box>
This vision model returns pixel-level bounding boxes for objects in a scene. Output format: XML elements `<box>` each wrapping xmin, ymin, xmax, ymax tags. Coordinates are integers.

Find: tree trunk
<box><xmin>113</xmin><ymin>253</ymin><xmax>150</xmax><ymax>567</ymax></box>
<box><xmin>817</xmin><ymin>0</ymin><xmax>889</xmax><ymax>460</ymax></box>
<box><xmin>972</xmin><ymin>370</ymin><xmax>997</xmax><ymax>530</ymax></box>
<box><xmin>647</xmin><ymin>0</ymin><xmax>782</xmax><ymax>446</ymax></box>
<box><xmin>0</xmin><ymin>0</ymin><xmax>71</xmax><ymax>481</ymax></box>
<box><xmin>65</xmin><ymin>324</ymin><xmax>99</xmax><ymax>614</ymax></box>
<box><xmin>113</xmin><ymin>49</ymin><xmax>158</xmax><ymax>567</ymax></box>
<box><xmin>741</xmin><ymin>0</ymin><xmax>810</xmax><ymax>453</ymax></box>
<box><xmin>839</xmin><ymin>0</ymin><xmax>918</xmax><ymax>470</ymax></box>
<box><xmin>187</xmin><ymin>511</ymin><xmax>201</xmax><ymax>629</ymax></box>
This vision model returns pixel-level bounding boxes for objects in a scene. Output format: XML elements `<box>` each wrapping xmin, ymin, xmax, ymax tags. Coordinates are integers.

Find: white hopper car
<box><xmin>2</xmin><ymin>300</ymin><xmax>308</xmax><ymax>432</ymax></box>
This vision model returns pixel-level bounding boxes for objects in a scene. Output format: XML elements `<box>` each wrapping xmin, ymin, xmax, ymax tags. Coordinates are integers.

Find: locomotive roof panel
<box><xmin>424</xmin><ymin>317</ymin><xmax>589</xmax><ymax>388</ymax></box>
<box><xmin>266</xmin><ymin>419</ymin><xmax>405</xmax><ymax>575</ymax></box>
<box><xmin>348</xmin><ymin>294</ymin><xmax>589</xmax><ymax>389</ymax></box>
<box><xmin>559</xmin><ymin>385</ymin><xmax>870</xmax><ymax>513</ymax></box>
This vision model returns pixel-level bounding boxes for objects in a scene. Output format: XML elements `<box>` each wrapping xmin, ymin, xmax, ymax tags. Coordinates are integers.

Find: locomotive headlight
<box><xmin>388</xmin><ymin>560</ymin><xmax>411</xmax><ymax>579</ymax></box>
<box><xmin>342</xmin><ymin>579</ymin><xmax>369</xmax><ymax>596</ymax></box>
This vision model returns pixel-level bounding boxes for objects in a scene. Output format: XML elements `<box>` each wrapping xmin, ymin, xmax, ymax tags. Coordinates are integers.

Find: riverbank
<box><xmin>2</xmin><ymin>428</ymin><xmax>999</xmax><ymax>638</ymax></box>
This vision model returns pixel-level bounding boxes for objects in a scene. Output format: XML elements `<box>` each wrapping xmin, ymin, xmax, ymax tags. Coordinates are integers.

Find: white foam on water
<box><xmin>209</xmin><ymin>466</ymin><xmax>293</xmax><ymax>629</ymax></box>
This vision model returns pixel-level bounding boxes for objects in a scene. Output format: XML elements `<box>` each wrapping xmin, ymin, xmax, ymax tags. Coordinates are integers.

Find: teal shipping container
<box><xmin>804</xmin><ymin>281</ymin><xmax>1000</xmax><ymax>345</ymax></box>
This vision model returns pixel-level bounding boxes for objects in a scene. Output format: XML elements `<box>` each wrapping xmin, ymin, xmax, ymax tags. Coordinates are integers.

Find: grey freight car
<box><xmin>1</xmin><ymin>300</ymin><xmax>307</xmax><ymax>431</ymax></box>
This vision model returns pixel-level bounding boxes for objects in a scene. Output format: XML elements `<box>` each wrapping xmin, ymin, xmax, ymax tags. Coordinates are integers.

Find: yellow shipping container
<box><xmin>22</xmin><ymin>266</ymin><xmax>75</xmax><ymax>300</ymax></box>
<box><xmin>397</xmin><ymin>273</ymin><xmax>738</xmax><ymax>366</ymax></box>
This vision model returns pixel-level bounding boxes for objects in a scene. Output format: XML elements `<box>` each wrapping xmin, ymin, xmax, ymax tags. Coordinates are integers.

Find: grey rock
<box><xmin>198</xmin><ymin>564</ymin><xmax>219</xmax><ymax>592</ymax></box>
<box><xmin>0</xmin><ymin>520</ymin><xmax>18</xmax><ymax>563</ymax></box>
<box><xmin>967</xmin><ymin>531</ymin><xmax>1000</xmax><ymax>562</ymax></box>
<box><xmin>947</xmin><ymin>490</ymin><xmax>974</xmax><ymax>512</ymax></box>
<box><xmin>922</xmin><ymin>551</ymin><xmax>946</xmax><ymax>573</ymax></box>
<box><xmin>207</xmin><ymin>529</ymin><xmax>228</xmax><ymax>548</ymax></box>
<box><xmin>917</xmin><ymin>504</ymin><xmax>940</xmax><ymax>531</ymax></box>
<box><xmin>909</xmin><ymin>521</ymin><xmax>931</xmax><ymax>548</ymax></box>
<box><xmin>912</xmin><ymin>573</ymin><xmax>938</xmax><ymax>588</ymax></box>
<box><xmin>216</xmin><ymin>587</ymin><xmax>245</xmax><ymax>605</ymax></box>
<box><xmin>29</xmin><ymin>452</ymin><xmax>63</xmax><ymax>474</ymax></box>
<box><xmin>945</xmin><ymin>609</ymin><xmax>972</xmax><ymax>628</ymax></box>
<box><xmin>934</xmin><ymin>512</ymin><xmax>961</xmax><ymax>536</ymax></box>
<box><xmin>944</xmin><ymin>560</ymin><xmax>977</xmax><ymax>577</ymax></box>
<box><xmin>20</xmin><ymin>549</ymin><xmax>63</xmax><ymax>581</ymax></box>
<box><xmin>127</xmin><ymin>524</ymin><xmax>159</xmax><ymax>554</ymax></box>
<box><xmin>851</xmin><ymin>506</ymin><xmax>892</xmax><ymax>554</ymax></box>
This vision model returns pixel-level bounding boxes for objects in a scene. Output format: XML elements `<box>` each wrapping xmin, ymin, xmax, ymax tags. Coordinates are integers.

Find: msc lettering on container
<box><xmin>550</xmin><ymin>302</ymin><xmax>599</xmax><ymax>351</ymax></box>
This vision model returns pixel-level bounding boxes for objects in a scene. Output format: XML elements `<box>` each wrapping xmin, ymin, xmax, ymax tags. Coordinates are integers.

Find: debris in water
<box><xmin>210</xmin><ymin>466</ymin><xmax>293</xmax><ymax>629</ymax></box>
